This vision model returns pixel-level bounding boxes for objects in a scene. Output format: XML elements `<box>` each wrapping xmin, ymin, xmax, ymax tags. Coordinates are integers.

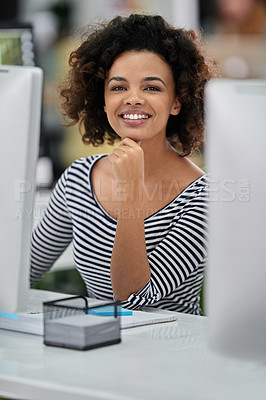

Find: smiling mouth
<box><xmin>120</xmin><ymin>113</ymin><xmax>151</xmax><ymax>120</ymax></box>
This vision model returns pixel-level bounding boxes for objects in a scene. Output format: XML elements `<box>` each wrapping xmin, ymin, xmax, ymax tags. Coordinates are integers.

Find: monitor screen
<box><xmin>0</xmin><ymin>22</ymin><xmax>35</xmax><ymax>66</ymax></box>
<box><xmin>205</xmin><ymin>79</ymin><xmax>266</xmax><ymax>362</ymax></box>
<box><xmin>0</xmin><ymin>65</ymin><xmax>42</xmax><ymax>313</ymax></box>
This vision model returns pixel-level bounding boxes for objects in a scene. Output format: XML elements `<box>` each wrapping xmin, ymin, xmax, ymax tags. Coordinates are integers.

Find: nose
<box><xmin>124</xmin><ymin>89</ymin><xmax>144</xmax><ymax>105</ymax></box>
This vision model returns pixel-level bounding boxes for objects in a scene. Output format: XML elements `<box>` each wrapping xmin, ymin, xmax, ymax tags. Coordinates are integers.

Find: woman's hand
<box><xmin>109</xmin><ymin>138</ymin><xmax>144</xmax><ymax>188</ymax></box>
<box><xmin>109</xmin><ymin>138</ymin><xmax>150</xmax><ymax>300</ymax></box>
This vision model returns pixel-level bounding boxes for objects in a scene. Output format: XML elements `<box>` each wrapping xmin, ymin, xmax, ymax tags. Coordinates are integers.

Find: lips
<box><xmin>121</xmin><ymin>113</ymin><xmax>149</xmax><ymax>120</ymax></box>
<box><xmin>119</xmin><ymin>111</ymin><xmax>151</xmax><ymax>125</ymax></box>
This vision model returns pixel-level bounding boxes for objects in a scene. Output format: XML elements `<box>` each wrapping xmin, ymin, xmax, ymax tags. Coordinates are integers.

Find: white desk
<box><xmin>0</xmin><ymin>290</ymin><xmax>266</xmax><ymax>400</ymax></box>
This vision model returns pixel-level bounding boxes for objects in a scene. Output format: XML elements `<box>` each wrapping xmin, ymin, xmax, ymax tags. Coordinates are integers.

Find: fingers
<box><xmin>109</xmin><ymin>138</ymin><xmax>144</xmax><ymax>184</ymax></box>
<box><xmin>110</xmin><ymin>147</ymin><xmax>126</xmax><ymax>159</ymax></box>
<box><xmin>119</xmin><ymin>137</ymin><xmax>142</xmax><ymax>149</ymax></box>
<box><xmin>111</xmin><ymin>138</ymin><xmax>142</xmax><ymax>158</ymax></box>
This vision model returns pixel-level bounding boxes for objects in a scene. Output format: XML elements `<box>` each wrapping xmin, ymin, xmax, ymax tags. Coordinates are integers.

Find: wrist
<box><xmin>116</xmin><ymin>206</ymin><xmax>144</xmax><ymax>221</ymax></box>
<box><xmin>115</xmin><ymin>179</ymin><xmax>144</xmax><ymax>203</ymax></box>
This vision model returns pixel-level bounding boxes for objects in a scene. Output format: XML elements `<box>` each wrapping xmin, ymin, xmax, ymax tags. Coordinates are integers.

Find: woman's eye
<box><xmin>145</xmin><ymin>86</ymin><xmax>161</xmax><ymax>92</ymax></box>
<box><xmin>111</xmin><ymin>86</ymin><xmax>126</xmax><ymax>91</ymax></box>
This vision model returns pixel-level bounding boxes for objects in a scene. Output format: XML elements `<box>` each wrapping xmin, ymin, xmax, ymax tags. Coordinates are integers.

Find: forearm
<box><xmin>110</xmin><ymin>199</ymin><xmax>151</xmax><ymax>301</ymax></box>
<box><xmin>109</xmin><ymin>138</ymin><xmax>150</xmax><ymax>300</ymax></box>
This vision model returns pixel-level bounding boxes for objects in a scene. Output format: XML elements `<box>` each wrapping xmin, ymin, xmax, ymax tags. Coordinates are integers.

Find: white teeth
<box><xmin>122</xmin><ymin>114</ymin><xmax>149</xmax><ymax>120</ymax></box>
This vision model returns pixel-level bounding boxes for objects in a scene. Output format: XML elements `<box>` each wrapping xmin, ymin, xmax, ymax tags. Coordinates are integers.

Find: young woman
<box><xmin>31</xmin><ymin>14</ymin><xmax>216</xmax><ymax>314</ymax></box>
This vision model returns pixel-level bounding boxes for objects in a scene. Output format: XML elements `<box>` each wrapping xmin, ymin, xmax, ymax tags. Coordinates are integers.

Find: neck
<box><xmin>140</xmin><ymin>136</ymin><xmax>178</xmax><ymax>180</ymax></box>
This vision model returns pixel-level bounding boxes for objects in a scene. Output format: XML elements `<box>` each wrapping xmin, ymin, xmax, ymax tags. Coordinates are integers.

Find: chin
<box><xmin>119</xmin><ymin>133</ymin><xmax>142</xmax><ymax>142</ymax></box>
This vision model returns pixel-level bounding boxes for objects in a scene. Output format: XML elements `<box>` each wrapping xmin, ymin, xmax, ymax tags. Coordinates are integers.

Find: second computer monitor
<box><xmin>205</xmin><ymin>79</ymin><xmax>266</xmax><ymax>362</ymax></box>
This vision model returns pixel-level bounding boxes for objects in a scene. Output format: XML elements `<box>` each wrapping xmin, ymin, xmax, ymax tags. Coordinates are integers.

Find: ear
<box><xmin>170</xmin><ymin>97</ymin><xmax>181</xmax><ymax>116</ymax></box>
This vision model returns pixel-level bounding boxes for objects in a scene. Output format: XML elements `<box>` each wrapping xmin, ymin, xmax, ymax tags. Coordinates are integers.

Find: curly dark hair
<box><xmin>60</xmin><ymin>13</ymin><xmax>217</xmax><ymax>155</ymax></box>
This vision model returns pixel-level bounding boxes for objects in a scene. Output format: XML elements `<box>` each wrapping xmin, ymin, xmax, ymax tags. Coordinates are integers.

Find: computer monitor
<box><xmin>0</xmin><ymin>22</ymin><xmax>35</xmax><ymax>66</ymax></box>
<box><xmin>205</xmin><ymin>79</ymin><xmax>266</xmax><ymax>361</ymax></box>
<box><xmin>0</xmin><ymin>65</ymin><xmax>43</xmax><ymax>313</ymax></box>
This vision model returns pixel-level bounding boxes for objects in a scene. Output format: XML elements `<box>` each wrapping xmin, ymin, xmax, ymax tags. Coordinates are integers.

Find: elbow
<box><xmin>112</xmin><ymin>274</ymin><xmax>151</xmax><ymax>302</ymax></box>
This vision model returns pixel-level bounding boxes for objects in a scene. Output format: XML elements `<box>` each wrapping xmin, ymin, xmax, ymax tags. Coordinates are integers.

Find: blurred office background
<box><xmin>1</xmin><ymin>0</ymin><xmax>265</xmax><ymax>301</ymax></box>
<box><xmin>1</xmin><ymin>0</ymin><xmax>265</xmax><ymax>186</ymax></box>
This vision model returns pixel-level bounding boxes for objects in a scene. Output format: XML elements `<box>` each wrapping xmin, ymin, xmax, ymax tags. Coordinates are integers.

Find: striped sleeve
<box><xmin>120</xmin><ymin>194</ymin><xmax>208</xmax><ymax>309</ymax></box>
<box><xmin>30</xmin><ymin>169</ymin><xmax>73</xmax><ymax>283</ymax></box>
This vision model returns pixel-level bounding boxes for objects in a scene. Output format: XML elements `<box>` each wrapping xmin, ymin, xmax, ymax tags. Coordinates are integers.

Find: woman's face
<box><xmin>104</xmin><ymin>50</ymin><xmax>181</xmax><ymax>143</ymax></box>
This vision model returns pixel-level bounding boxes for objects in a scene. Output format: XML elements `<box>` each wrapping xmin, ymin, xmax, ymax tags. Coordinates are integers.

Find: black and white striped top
<box><xmin>31</xmin><ymin>154</ymin><xmax>208</xmax><ymax>314</ymax></box>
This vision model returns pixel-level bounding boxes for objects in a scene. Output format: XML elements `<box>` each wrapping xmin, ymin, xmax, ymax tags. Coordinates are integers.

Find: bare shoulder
<box><xmin>90</xmin><ymin>155</ymin><xmax>115</xmax><ymax>203</ymax></box>
<box><xmin>167</xmin><ymin>152</ymin><xmax>205</xmax><ymax>192</ymax></box>
<box><xmin>179</xmin><ymin>156</ymin><xmax>205</xmax><ymax>181</ymax></box>
<box><xmin>91</xmin><ymin>155</ymin><xmax>113</xmax><ymax>179</ymax></box>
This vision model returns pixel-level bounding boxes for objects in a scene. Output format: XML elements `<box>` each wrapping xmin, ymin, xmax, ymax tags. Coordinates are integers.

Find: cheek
<box><xmin>104</xmin><ymin>103</ymin><xmax>113</xmax><ymax>121</ymax></box>
<box><xmin>103</xmin><ymin>89</ymin><xmax>110</xmax><ymax>113</ymax></box>
<box><xmin>103</xmin><ymin>101</ymin><xmax>117</xmax><ymax>130</ymax></box>
<box><xmin>103</xmin><ymin>95</ymin><xmax>113</xmax><ymax>115</ymax></box>
<box><xmin>104</xmin><ymin>97</ymin><xmax>120</xmax><ymax>120</ymax></box>
<box><xmin>103</xmin><ymin>93</ymin><xmax>107</xmax><ymax>113</ymax></box>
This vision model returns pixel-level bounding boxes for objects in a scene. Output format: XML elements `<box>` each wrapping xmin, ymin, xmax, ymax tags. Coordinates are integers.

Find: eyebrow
<box><xmin>107</xmin><ymin>76</ymin><xmax>166</xmax><ymax>87</ymax></box>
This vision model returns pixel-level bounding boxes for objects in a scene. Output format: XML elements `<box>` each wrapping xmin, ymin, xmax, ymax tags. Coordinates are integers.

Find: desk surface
<box><xmin>0</xmin><ymin>290</ymin><xmax>266</xmax><ymax>400</ymax></box>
